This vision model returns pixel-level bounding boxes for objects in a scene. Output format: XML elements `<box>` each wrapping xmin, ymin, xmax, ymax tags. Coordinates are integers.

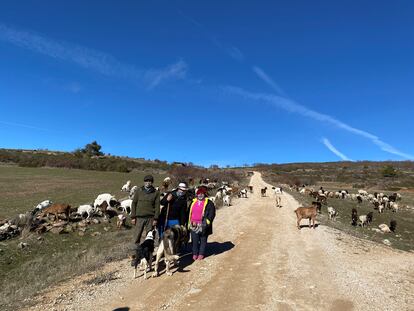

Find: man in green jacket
<box><xmin>130</xmin><ymin>175</ymin><xmax>160</xmax><ymax>246</ymax></box>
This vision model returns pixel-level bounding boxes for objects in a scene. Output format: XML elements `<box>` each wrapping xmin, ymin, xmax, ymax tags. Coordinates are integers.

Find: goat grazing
<box><xmin>327</xmin><ymin>206</ymin><xmax>338</xmax><ymax>221</ymax></box>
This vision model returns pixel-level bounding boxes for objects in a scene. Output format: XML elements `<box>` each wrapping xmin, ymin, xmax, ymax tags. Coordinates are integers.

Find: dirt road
<box><xmin>26</xmin><ymin>172</ymin><xmax>414</xmax><ymax>311</ymax></box>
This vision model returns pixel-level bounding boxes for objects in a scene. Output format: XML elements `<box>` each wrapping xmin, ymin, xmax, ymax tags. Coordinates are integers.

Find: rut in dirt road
<box><xmin>25</xmin><ymin>172</ymin><xmax>414</xmax><ymax>311</ymax></box>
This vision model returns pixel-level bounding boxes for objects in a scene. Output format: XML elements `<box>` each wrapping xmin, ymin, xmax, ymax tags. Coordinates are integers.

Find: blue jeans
<box><xmin>158</xmin><ymin>219</ymin><xmax>180</xmax><ymax>238</ymax></box>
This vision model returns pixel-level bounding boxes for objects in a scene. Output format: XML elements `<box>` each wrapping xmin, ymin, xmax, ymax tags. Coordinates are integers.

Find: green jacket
<box><xmin>130</xmin><ymin>186</ymin><xmax>160</xmax><ymax>220</ymax></box>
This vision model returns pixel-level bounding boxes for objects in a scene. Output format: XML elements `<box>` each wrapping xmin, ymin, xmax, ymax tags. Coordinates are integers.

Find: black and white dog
<box><xmin>153</xmin><ymin>225</ymin><xmax>189</xmax><ymax>277</ymax></box>
<box><xmin>131</xmin><ymin>228</ymin><xmax>156</xmax><ymax>280</ymax></box>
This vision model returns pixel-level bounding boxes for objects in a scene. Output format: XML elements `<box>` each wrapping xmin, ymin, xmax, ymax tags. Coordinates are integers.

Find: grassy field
<box><xmin>0</xmin><ymin>165</ymin><xmax>166</xmax><ymax>310</ymax></box>
<box><xmin>260</xmin><ymin>169</ymin><xmax>414</xmax><ymax>251</ymax></box>
<box><xmin>287</xmin><ymin>187</ymin><xmax>414</xmax><ymax>252</ymax></box>
<box><xmin>0</xmin><ymin>165</ymin><xmax>166</xmax><ymax>219</ymax></box>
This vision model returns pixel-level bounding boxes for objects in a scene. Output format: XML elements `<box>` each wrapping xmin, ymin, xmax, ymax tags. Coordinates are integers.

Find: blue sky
<box><xmin>0</xmin><ymin>1</ymin><xmax>413</xmax><ymax>167</ymax></box>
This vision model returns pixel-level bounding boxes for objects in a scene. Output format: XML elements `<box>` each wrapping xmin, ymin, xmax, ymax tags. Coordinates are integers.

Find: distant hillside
<box><xmin>255</xmin><ymin>161</ymin><xmax>414</xmax><ymax>190</ymax></box>
<box><xmin>0</xmin><ymin>148</ymin><xmax>174</xmax><ymax>173</ymax></box>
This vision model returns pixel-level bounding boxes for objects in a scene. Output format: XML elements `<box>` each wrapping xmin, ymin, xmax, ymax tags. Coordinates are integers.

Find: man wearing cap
<box><xmin>130</xmin><ymin>175</ymin><xmax>160</xmax><ymax>246</ymax></box>
<box><xmin>159</xmin><ymin>182</ymin><xmax>189</xmax><ymax>237</ymax></box>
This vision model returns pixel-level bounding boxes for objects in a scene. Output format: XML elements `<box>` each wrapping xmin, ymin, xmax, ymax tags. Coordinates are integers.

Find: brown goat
<box><xmin>294</xmin><ymin>206</ymin><xmax>317</xmax><ymax>229</ymax></box>
<box><xmin>41</xmin><ymin>203</ymin><xmax>71</xmax><ymax>221</ymax></box>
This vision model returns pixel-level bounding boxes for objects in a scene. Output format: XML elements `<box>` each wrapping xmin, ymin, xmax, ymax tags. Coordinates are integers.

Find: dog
<box><xmin>131</xmin><ymin>228</ymin><xmax>156</xmax><ymax>280</ymax></box>
<box><xmin>153</xmin><ymin>224</ymin><xmax>189</xmax><ymax>277</ymax></box>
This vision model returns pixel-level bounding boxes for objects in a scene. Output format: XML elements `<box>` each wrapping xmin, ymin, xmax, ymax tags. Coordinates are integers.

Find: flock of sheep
<box><xmin>292</xmin><ymin>186</ymin><xmax>405</xmax><ymax>234</ymax></box>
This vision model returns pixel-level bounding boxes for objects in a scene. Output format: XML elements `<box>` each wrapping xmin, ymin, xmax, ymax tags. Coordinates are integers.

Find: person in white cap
<box><xmin>159</xmin><ymin>182</ymin><xmax>189</xmax><ymax>237</ymax></box>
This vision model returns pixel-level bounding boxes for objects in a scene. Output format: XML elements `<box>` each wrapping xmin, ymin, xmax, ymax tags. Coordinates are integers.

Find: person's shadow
<box><xmin>158</xmin><ymin>241</ymin><xmax>235</xmax><ymax>275</ymax></box>
<box><xmin>204</xmin><ymin>241</ymin><xmax>235</xmax><ymax>258</ymax></box>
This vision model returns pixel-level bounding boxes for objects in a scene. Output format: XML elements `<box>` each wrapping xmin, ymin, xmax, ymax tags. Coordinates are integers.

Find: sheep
<box><xmin>327</xmin><ymin>207</ymin><xmax>338</xmax><ymax>221</ymax></box>
<box><xmin>77</xmin><ymin>204</ymin><xmax>96</xmax><ymax>218</ymax></box>
<box><xmin>379</xmin><ymin>224</ymin><xmax>391</xmax><ymax>233</ymax></box>
<box><xmin>33</xmin><ymin>200</ymin><xmax>53</xmax><ymax>214</ymax></box>
<box><xmin>261</xmin><ymin>187</ymin><xmax>267</xmax><ymax>197</ymax></box>
<box><xmin>378</xmin><ymin>204</ymin><xmax>385</xmax><ymax>214</ymax></box>
<box><xmin>356</xmin><ymin>195</ymin><xmax>363</xmax><ymax>204</ymax></box>
<box><xmin>223</xmin><ymin>195</ymin><xmax>231</xmax><ymax>206</ymax></box>
<box><xmin>359</xmin><ymin>215</ymin><xmax>368</xmax><ymax>227</ymax></box>
<box><xmin>358</xmin><ymin>190</ymin><xmax>368</xmax><ymax>196</ymax></box>
<box><xmin>117</xmin><ymin>214</ymin><xmax>126</xmax><ymax>229</ymax></box>
<box><xmin>351</xmin><ymin>208</ymin><xmax>358</xmax><ymax>226</ymax></box>
<box><xmin>129</xmin><ymin>186</ymin><xmax>138</xmax><ymax>199</ymax></box>
<box><xmin>121</xmin><ymin>180</ymin><xmax>131</xmax><ymax>192</ymax></box>
<box><xmin>239</xmin><ymin>188</ymin><xmax>248</xmax><ymax>198</ymax></box>
<box><xmin>294</xmin><ymin>206</ymin><xmax>317</xmax><ymax>229</ymax></box>
<box><xmin>120</xmin><ymin>199</ymin><xmax>132</xmax><ymax>215</ymax></box>
<box><xmin>93</xmin><ymin>193</ymin><xmax>120</xmax><ymax>211</ymax></box>
<box><xmin>41</xmin><ymin>204</ymin><xmax>71</xmax><ymax>221</ymax></box>
<box><xmin>391</xmin><ymin>203</ymin><xmax>399</xmax><ymax>213</ymax></box>
<box><xmin>272</xmin><ymin>187</ymin><xmax>282</xmax><ymax>194</ymax></box>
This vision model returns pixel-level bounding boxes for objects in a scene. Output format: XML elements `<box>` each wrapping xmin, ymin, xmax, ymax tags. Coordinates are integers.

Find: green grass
<box><xmin>288</xmin><ymin>190</ymin><xmax>414</xmax><ymax>252</ymax></box>
<box><xmin>0</xmin><ymin>165</ymin><xmax>166</xmax><ymax>310</ymax></box>
<box><xmin>0</xmin><ymin>165</ymin><xmax>166</xmax><ymax>219</ymax></box>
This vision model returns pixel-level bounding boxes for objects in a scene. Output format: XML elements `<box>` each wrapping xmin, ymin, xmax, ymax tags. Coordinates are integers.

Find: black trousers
<box><xmin>191</xmin><ymin>231</ymin><xmax>208</xmax><ymax>256</ymax></box>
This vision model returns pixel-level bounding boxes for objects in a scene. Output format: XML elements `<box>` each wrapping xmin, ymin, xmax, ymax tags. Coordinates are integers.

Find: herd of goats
<box><xmin>0</xmin><ymin>177</ymin><xmax>251</xmax><ymax>243</ymax></box>
<box><xmin>0</xmin><ymin>174</ymin><xmax>409</xmax><ymax>244</ymax></box>
<box><xmin>291</xmin><ymin>186</ymin><xmax>406</xmax><ymax>233</ymax></box>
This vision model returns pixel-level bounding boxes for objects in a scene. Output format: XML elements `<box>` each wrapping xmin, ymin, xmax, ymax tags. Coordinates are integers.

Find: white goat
<box><xmin>120</xmin><ymin>199</ymin><xmax>132</xmax><ymax>215</ymax></box>
<box><xmin>77</xmin><ymin>204</ymin><xmax>96</xmax><ymax>218</ymax></box>
<box><xmin>327</xmin><ymin>207</ymin><xmax>338</xmax><ymax>220</ymax></box>
<box><xmin>239</xmin><ymin>188</ymin><xmax>248</xmax><ymax>198</ymax></box>
<box><xmin>34</xmin><ymin>200</ymin><xmax>53</xmax><ymax>213</ymax></box>
<box><xmin>121</xmin><ymin>180</ymin><xmax>131</xmax><ymax>192</ymax></box>
<box><xmin>129</xmin><ymin>186</ymin><xmax>138</xmax><ymax>199</ymax></box>
<box><xmin>94</xmin><ymin>193</ymin><xmax>118</xmax><ymax>209</ymax></box>
<box><xmin>223</xmin><ymin>195</ymin><xmax>231</xmax><ymax>206</ymax></box>
<box><xmin>379</xmin><ymin>224</ymin><xmax>391</xmax><ymax>233</ymax></box>
<box><xmin>359</xmin><ymin>215</ymin><xmax>368</xmax><ymax>227</ymax></box>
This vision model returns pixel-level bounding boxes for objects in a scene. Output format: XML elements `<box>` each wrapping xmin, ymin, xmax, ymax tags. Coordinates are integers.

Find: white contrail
<box><xmin>144</xmin><ymin>60</ymin><xmax>188</xmax><ymax>89</ymax></box>
<box><xmin>225</xmin><ymin>86</ymin><xmax>414</xmax><ymax>159</ymax></box>
<box><xmin>322</xmin><ymin>138</ymin><xmax>352</xmax><ymax>161</ymax></box>
<box><xmin>0</xmin><ymin>23</ymin><xmax>187</xmax><ymax>88</ymax></box>
<box><xmin>252</xmin><ymin>66</ymin><xmax>287</xmax><ymax>96</ymax></box>
<box><xmin>0</xmin><ymin>120</ymin><xmax>51</xmax><ymax>131</ymax></box>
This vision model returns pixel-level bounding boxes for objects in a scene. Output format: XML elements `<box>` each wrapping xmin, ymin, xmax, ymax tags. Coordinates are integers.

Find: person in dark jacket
<box><xmin>188</xmin><ymin>186</ymin><xmax>216</xmax><ymax>261</ymax></box>
<box><xmin>130</xmin><ymin>175</ymin><xmax>160</xmax><ymax>247</ymax></box>
<box><xmin>158</xmin><ymin>182</ymin><xmax>189</xmax><ymax>237</ymax></box>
